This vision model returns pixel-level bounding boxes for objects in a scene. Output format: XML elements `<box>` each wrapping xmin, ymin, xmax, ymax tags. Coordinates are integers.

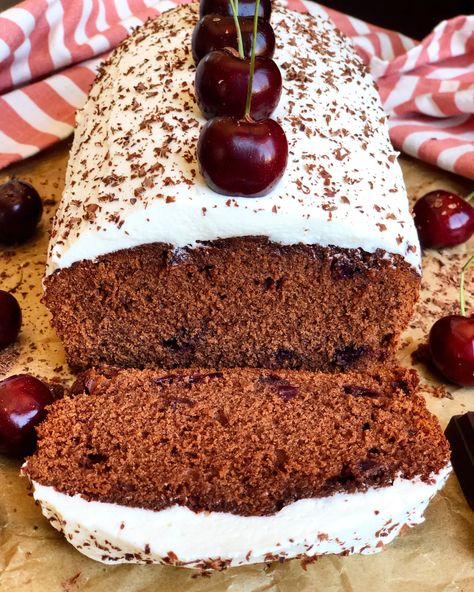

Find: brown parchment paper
<box><xmin>0</xmin><ymin>142</ymin><xmax>473</xmax><ymax>592</ymax></box>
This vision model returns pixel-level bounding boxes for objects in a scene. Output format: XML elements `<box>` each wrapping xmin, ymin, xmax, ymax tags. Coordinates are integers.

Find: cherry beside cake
<box><xmin>43</xmin><ymin>2</ymin><xmax>421</xmax><ymax>373</ymax></box>
<box><xmin>23</xmin><ymin>365</ymin><xmax>450</xmax><ymax>568</ymax></box>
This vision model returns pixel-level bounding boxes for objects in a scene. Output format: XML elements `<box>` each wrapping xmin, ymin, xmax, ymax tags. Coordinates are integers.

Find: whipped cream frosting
<box><xmin>46</xmin><ymin>2</ymin><xmax>420</xmax><ymax>276</ymax></box>
<box><xmin>30</xmin><ymin>465</ymin><xmax>450</xmax><ymax>568</ymax></box>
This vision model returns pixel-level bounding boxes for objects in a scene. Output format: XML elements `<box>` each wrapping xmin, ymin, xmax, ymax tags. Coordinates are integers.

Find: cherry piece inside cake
<box><xmin>24</xmin><ymin>365</ymin><xmax>450</xmax><ymax>568</ymax></box>
<box><xmin>43</xmin><ymin>3</ymin><xmax>421</xmax><ymax>373</ymax></box>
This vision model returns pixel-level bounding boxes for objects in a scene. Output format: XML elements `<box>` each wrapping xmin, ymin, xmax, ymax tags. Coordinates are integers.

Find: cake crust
<box><xmin>26</xmin><ymin>365</ymin><xmax>449</xmax><ymax>516</ymax></box>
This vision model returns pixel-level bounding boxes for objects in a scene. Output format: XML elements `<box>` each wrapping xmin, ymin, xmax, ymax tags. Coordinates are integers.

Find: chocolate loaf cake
<box><xmin>43</xmin><ymin>3</ymin><xmax>421</xmax><ymax>372</ymax></box>
<box><xmin>24</xmin><ymin>366</ymin><xmax>450</xmax><ymax>568</ymax></box>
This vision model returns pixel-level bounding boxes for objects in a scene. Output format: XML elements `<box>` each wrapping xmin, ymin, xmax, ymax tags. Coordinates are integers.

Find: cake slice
<box><xmin>43</xmin><ymin>3</ymin><xmax>420</xmax><ymax>372</ymax></box>
<box><xmin>24</xmin><ymin>366</ymin><xmax>450</xmax><ymax>568</ymax></box>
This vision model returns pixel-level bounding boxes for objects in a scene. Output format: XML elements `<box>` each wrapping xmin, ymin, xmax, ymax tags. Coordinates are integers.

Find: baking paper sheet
<box><xmin>0</xmin><ymin>142</ymin><xmax>473</xmax><ymax>591</ymax></box>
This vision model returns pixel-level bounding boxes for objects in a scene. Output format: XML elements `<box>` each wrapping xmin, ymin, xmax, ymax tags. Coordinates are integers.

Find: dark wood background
<box><xmin>1</xmin><ymin>0</ymin><xmax>473</xmax><ymax>39</ymax></box>
<box><xmin>321</xmin><ymin>0</ymin><xmax>474</xmax><ymax>39</ymax></box>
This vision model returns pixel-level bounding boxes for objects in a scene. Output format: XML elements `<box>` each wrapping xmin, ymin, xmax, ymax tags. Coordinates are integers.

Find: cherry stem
<box><xmin>229</xmin><ymin>0</ymin><xmax>244</xmax><ymax>58</ymax></box>
<box><xmin>244</xmin><ymin>0</ymin><xmax>260</xmax><ymax>117</ymax></box>
<box><xmin>465</xmin><ymin>191</ymin><xmax>474</xmax><ymax>203</ymax></box>
<box><xmin>460</xmin><ymin>254</ymin><xmax>474</xmax><ymax>317</ymax></box>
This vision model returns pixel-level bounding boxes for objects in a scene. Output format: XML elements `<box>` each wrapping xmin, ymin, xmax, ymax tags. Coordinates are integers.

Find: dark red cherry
<box><xmin>429</xmin><ymin>315</ymin><xmax>474</xmax><ymax>387</ymax></box>
<box><xmin>197</xmin><ymin>116</ymin><xmax>288</xmax><ymax>197</ymax></box>
<box><xmin>413</xmin><ymin>190</ymin><xmax>474</xmax><ymax>249</ymax></box>
<box><xmin>0</xmin><ymin>179</ymin><xmax>42</xmax><ymax>245</ymax></box>
<box><xmin>192</xmin><ymin>15</ymin><xmax>275</xmax><ymax>63</ymax></box>
<box><xmin>195</xmin><ymin>49</ymin><xmax>282</xmax><ymax>120</ymax></box>
<box><xmin>0</xmin><ymin>290</ymin><xmax>21</xmax><ymax>349</ymax></box>
<box><xmin>200</xmin><ymin>0</ymin><xmax>271</xmax><ymax>20</ymax></box>
<box><xmin>0</xmin><ymin>374</ymin><xmax>54</xmax><ymax>457</ymax></box>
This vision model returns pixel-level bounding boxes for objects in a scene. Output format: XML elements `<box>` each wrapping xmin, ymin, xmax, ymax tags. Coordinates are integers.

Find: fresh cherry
<box><xmin>192</xmin><ymin>15</ymin><xmax>275</xmax><ymax>63</ymax></box>
<box><xmin>0</xmin><ymin>179</ymin><xmax>43</xmax><ymax>245</ymax></box>
<box><xmin>428</xmin><ymin>255</ymin><xmax>474</xmax><ymax>387</ymax></box>
<box><xmin>200</xmin><ymin>0</ymin><xmax>272</xmax><ymax>20</ymax></box>
<box><xmin>0</xmin><ymin>290</ymin><xmax>21</xmax><ymax>349</ymax></box>
<box><xmin>429</xmin><ymin>316</ymin><xmax>474</xmax><ymax>387</ymax></box>
<box><xmin>197</xmin><ymin>116</ymin><xmax>288</xmax><ymax>197</ymax></box>
<box><xmin>413</xmin><ymin>190</ymin><xmax>474</xmax><ymax>249</ymax></box>
<box><xmin>0</xmin><ymin>374</ymin><xmax>54</xmax><ymax>457</ymax></box>
<box><xmin>195</xmin><ymin>49</ymin><xmax>282</xmax><ymax>120</ymax></box>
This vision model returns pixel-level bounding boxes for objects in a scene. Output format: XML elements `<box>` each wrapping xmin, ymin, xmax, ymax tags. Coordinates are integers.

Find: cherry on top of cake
<box><xmin>195</xmin><ymin>0</ymin><xmax>288</xmax><ymax>197</ymax></box>
<box><xmin>46</xmin><ymin>3</ymin><xmax>420</xmax><ymax>276</ymax></box>
<box><xmin>195</xmin><ymin>49</ymin><xmax>282</xmax><ymax>122</ymax></box>
<box><xmin>192</xmin><ymin>14</ymin><xmax>275</xmax><ymax>63</ymax></box>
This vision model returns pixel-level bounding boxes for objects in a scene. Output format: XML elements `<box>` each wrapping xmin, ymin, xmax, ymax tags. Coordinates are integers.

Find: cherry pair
<box><xmin>411</xmin><ymin>190</ymin><xmax>473</xmax><ymax>386</ymax></box>
<box><xmin>0</xmin><ymin>179</ymin><xmax>43</xmax><ymax>353</ymax></box>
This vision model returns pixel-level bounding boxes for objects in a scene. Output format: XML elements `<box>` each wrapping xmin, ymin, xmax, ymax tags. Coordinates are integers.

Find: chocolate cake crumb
<box><xmin>43</xmin><ymin>238</ymin><xmax>419</xmax><ymax>372</ymax></box>
<box><xmin>426</xmin><ymin>384</ymin><xmax>454</xmax><ymax>400</ymax></box>
<box><xmin>26</xmin><ymin>366</ymin><xmax>449</xmax><ymax>516</ymax></box>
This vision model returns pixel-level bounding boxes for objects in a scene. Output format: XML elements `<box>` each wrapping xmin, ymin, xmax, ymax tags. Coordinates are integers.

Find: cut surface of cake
<box><xmin>43</xmin><ymin>2</ymin><xmax>421</xmax><ymax>372</ymax></box>
<box><xmin>24</xmin><ymin>366</ymin><xmax>450</xmax><ymax>568</ymax></box>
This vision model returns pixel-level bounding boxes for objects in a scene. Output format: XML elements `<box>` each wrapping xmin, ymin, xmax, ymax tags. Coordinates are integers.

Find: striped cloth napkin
<box><xmin>0</xmin><ymin>0</ymin><xmax>473</xmax><ymax>179</ymax></box>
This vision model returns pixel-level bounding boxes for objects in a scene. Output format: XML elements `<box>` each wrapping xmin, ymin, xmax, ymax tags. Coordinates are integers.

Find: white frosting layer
<box><xmin>31</xmin><ymin>465</ymin><xmax>450</xmax><ymax>568</ymax></box>
<box><xmin>46</xmin><ymin>2</ymin><xmax>420</xmax><ymax>276</ymax></box>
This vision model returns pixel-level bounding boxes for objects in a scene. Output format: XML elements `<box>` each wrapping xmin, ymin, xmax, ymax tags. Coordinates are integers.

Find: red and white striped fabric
<box><xmin>0</xmin><ymin>0</ymin><xmax>473</xmax><ymax>178</ymax></box>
